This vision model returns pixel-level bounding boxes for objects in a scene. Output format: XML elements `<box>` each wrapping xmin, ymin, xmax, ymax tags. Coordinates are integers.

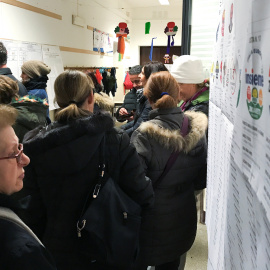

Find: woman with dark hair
<box><xmin>17</xmin><ymin>70</ymin><xmax>153</xmax><ymax>270</ymax></box>
<box><xmin>86</xmin><ymin>72</ymin><xmax>102</xmax><ymax>93</ymax></box>
<box><xmin>131</xmin><ymin>71</ymin><xmax>208</xmax><ymax>270</ymax></box>
<box><xmin>86</xmin><ymin>72</ymin><xmax>114</xmax><ymax>113</ymax></box>
<box><xmin>139</xmin><ymin>61</ymin><xmax>168</xmax><ymax>87</ymax></box>
<box><xmin>121</xmin><ymin>61</ymin><xmax>168</xmax><ymax>136</ymax></box>
<box><xmin>0</xmin><ymin>75</ymin><xmax>48</xmax><ymax>142</ymax></box>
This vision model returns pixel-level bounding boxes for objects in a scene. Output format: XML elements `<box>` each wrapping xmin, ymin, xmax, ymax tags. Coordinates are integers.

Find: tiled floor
<box><xmin>147</xmin><ymin>222</ymin><xmax>208</xmax><ymax>270</ymax></box>
<box><xmin>185</xmin><ymin>222</ymin><xmax>208</xmax><ymax>270</ymax></box>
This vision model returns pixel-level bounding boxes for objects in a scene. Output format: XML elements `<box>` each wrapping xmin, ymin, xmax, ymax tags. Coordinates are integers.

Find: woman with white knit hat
<box><xmin>21</xmin><ymin>60</ymin><xmax>51</xmax><ymax>123</ymax></box>
<box><xmin>171</xmin><ymin>55</ymin><xmax>209</xmax><ymax>117</ymax></box>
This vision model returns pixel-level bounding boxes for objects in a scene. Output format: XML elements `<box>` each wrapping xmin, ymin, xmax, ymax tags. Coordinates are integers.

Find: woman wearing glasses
<box><xmin>0</xmin><ymin>105</ymin><xmax>57</xmax><ymax>269</ymax></box>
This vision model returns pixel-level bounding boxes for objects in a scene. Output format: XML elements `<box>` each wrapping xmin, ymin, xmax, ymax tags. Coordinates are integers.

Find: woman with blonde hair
<box><xmin>131</xmin><ymin>71</ymin><xmax>208</xmax><ymax>270</ymax></box>
<box><xmin>18</xmin><ymin>70</ymin><xmax>153</xmax><ymax>270</ymax></box>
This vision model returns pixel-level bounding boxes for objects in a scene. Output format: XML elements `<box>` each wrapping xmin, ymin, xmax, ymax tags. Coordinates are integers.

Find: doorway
<box><xmin>140</xmin><ymin>46</ymin><xmax>181</xmax><ymax>65</ymax></box>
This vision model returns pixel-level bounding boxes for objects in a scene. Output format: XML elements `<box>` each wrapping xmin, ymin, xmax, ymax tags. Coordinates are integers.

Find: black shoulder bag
<box><xmin>77</xmin><ymin>136</ymin><xmax>141</xmax><ymax>269</ymax></box>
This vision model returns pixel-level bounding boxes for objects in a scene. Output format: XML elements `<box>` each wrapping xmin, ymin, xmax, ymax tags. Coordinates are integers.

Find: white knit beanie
<box><xmin>171</xmin><ymin>55</ymin><xmax>204</xmax><ymax>84</ymax></box>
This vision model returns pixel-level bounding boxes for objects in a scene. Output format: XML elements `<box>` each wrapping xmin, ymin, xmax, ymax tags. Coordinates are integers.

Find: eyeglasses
<box><xmin>0</xmin><ymin>143</ymin><xmax>24</xmax><ymax>164</ymax></box>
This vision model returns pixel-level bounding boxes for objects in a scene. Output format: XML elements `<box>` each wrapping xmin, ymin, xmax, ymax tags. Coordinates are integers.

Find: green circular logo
<box><xmin>245</xmin><ymin>48</ymin><xmax>263</xmax><ymax>119</ymax></box>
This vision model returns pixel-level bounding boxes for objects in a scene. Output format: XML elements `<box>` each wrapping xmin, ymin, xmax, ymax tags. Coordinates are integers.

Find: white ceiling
<box><xmin>75</xmin><ymin>0</ymin><xmax>182</xmax><ymax>20</ymax></box>
<box><xmin>118</xmin><ymin>0</ymin><xmax>182</xmax><ymax>8</ymax></box>
<box><xmin>77</xmin><ymin>0</ymin><xmax>181</xmax><ymax>8</ymax></box>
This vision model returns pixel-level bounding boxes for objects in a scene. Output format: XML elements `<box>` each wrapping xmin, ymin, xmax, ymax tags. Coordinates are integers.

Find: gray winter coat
<box><xmin>131</xmin><ymin>107</ymin><xmax>208</xmax><ymax>266</ymax></box>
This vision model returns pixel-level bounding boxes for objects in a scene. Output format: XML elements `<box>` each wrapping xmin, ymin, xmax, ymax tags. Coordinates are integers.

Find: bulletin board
<box><xmin>1</xmin><ymin>39</ymin><xmax>64</xmax><ymax>110</ymax></box>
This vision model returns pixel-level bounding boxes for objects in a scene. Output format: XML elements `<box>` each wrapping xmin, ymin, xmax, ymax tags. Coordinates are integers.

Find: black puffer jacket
<box><xmin>0</xmin><ymin>194</ymin><xmax>57</xmax><ymax>270</ymax></box>
<box><xmin>131</xmin><ymin>108</ymin><xmax>208</xmax><ymax>266</ymax></box>
<box><xmin>115</xmin><ymin>88</ymin><xmax>137</xmax><ymax>122</ymax></box>
<box><xmin>17</xmin><ymin>111</ymin><xmax>154</xmax><ymax>270</ymax></box>
<box><xmin>121</xmin><ymin>89</ymin><xmax>152</xmax><ymax>136</ymax></box>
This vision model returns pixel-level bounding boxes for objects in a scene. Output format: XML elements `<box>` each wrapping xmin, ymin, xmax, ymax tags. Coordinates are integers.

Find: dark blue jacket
<box><xmin>121</xmin><ymin>89</ymin><xmax>152</xmax><ymax>136</ymax></box>
<box><xmin>0</xmin><ymin>67</ymin><xmax>27</xmax><ymax>96</ymax></box>
<box><xmin>115</xmin><ymin>88</ymin><xmax>137</xmax><ymax>122</ymax></box>
<box><xmin>0</xmin><ymin>194</ymin><xmax>57</xmax><ymax>270</ymax></box>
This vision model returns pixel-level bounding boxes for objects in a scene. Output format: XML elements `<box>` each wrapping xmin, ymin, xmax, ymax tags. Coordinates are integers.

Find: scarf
<box><xmin>180</xmin><ymin>86</ymin><xmax>208</xmax><ymax>112</ymax></box>
<box><xmin>24</xmin><ymin>75</ymin><xmax>48</xmax><ymax>91</ymax></box>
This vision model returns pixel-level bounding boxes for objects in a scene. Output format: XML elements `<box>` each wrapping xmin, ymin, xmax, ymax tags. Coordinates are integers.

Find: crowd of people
<box><xmin>0</xmin><ymin>40</ymin><xmax>209</xmax><ymax>270</ymax></box>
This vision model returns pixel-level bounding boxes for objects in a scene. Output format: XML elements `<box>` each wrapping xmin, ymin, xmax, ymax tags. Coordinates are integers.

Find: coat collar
<box><xmin>94</xmin><ymin>92</ymin><xmax>114</xmax><ymax>112</ymax></box>
<box><xmin>23</xmin><ymin>111</ymin><xmax>114</xmax><ymax>155</ymax></box>
<box><xmin>137</xmin><ymin>110</ymin><xmax>207</xmax><ymax>153</ymax></box>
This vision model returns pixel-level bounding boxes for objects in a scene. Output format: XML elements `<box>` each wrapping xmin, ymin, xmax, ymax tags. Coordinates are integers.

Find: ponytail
<box><xmin>144</xmin><ymin>71</ymin><xmax>179</xmax><ymax>109</ymax></box>
<box><xmin>54</xmin><ymin>70</ymin><xmax>94</xmax><ymax>122</ymax></box>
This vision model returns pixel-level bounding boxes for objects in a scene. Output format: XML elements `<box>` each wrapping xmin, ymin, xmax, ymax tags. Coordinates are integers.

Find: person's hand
<box><xmin>119</xmin><ymin>108</ymin><xmax>128</xmax><ymax>115</ymax></box>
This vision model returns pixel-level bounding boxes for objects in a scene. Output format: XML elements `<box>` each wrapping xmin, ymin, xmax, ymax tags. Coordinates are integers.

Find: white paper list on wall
<box><xmin>207</xmin><ymin>0</ymin><xmax>270</xmax><ymax>269</ymax></box>
<box><xmin>1</xmin><ymin>39</ymin><xmax>64</xmax><ymax>110</ymax></box>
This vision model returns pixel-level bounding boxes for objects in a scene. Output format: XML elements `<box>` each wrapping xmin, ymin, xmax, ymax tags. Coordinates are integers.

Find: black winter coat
<box><xmin>115</xmin><ymin>88</ymin><xmax>137</xmax><ymax>122</ymax></box>
<box><xmin>131</xmin><ymin>108</ymin><xmax>208</xmax><ymax>266</ymax></box>
<box><xmin>0</xmin><ymin>194</ymin><xmax>57</xmax><ymax>270</ymax></box>
<box><xmin>121</xmin><ymin>89</ymin><xmax>152</xmax><ymax>136</ymax></box>
<box><xmin>17</xmin><ymin>111</ymin><xmax>153</xmax><ymax>270</ymax></box>
<box><xmin>11</xmin><ymin>96</ymin><xmax>48</xmax><ymax>143</ymax></box>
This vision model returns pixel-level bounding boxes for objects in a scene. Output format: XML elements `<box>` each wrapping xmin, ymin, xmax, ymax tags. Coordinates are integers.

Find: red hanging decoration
<box><xmin>114</xmin><ymin>22</ymin><xmax>129</xmax><ymax>61</ymax></box>
<box><xmin>164</xmin><ymin>22</ymin><xmax>178</xmax><ymax>63</ymax></box>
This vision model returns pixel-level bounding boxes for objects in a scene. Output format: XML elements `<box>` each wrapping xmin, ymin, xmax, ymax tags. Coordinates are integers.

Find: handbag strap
<box><xmin>180</xmin><ymin>114</ymin><xmax>189</xmax><ymax>137</ymax></box>
<box><xmin>0</xmin><ymin>207</ymin><xmax>44</xmax><ymax>246</ymax></box>
<box><xmin>180</xmin><ymin>86</ymin><xmax>208</xmax><ymax>111</ymax></box>
<box><xmin>78</xmin><ymin>135</ymin><xmax>107</xmax><ymax>222</ymax></box>
<box><xmin>153</xmin><ymin>115</ymin><xmax>189</xmax><ymax>189</ymax></box>
<box><xmin>93</xmin><ymin>135</ymin><xmax>107</xmax><ymax>198</ymax></box>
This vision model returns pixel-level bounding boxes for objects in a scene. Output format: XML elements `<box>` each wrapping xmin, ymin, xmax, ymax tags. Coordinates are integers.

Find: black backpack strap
<box><xmin>153</xmin><ymin>115</ymin><xmax>189</xmax><ymax>189</ymax></box>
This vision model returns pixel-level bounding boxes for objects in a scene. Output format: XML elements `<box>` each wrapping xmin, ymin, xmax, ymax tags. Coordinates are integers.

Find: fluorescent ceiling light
<box><xmin>159</xmin><ymin>0</ymin><xmax>170</xmax><ymax>5</ymax></box>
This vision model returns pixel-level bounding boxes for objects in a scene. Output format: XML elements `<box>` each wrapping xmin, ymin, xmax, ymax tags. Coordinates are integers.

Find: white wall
<box><xmin>129</xmin><ymin>5</ymin><xmax>182</xmax><ymax>66</ymax></box>
<box><xmin>0</xmin><ymin>0</ymin><xmax>182</xmax><ymax>102</ymax></box>
<box><xmin>0</xmin><ymin>0</ymin><xmax>130</xmax><ymax>102</ymax></box>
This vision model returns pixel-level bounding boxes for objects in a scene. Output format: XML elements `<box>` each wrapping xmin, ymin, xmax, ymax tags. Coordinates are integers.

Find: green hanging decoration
<box><xmin>145</xmin><ymin>22</ymin><xmax>151</xmax><ymax>34</ymax></box>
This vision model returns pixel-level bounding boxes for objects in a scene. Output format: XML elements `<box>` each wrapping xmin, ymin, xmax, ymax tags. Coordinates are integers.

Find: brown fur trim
<box><xmin>138</xmin><ymin>111</ymin><xmax>208</xmax><ymax>153</ymax></box>
<box><xmin>94</xmin><ymin>93</ymin><xmax>114</xmax><ymax>112</ymax></box>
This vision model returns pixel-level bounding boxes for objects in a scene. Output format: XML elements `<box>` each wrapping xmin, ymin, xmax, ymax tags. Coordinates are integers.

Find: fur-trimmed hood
<box><xmin>137</xmin><ymin>109</ymin><xmax>207</xmax><ymax>153</ymax></box>
<box><xmin>94</xmin><ymin>92</ymin><xmax>114</xmax><ymax>112</ymax></box>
